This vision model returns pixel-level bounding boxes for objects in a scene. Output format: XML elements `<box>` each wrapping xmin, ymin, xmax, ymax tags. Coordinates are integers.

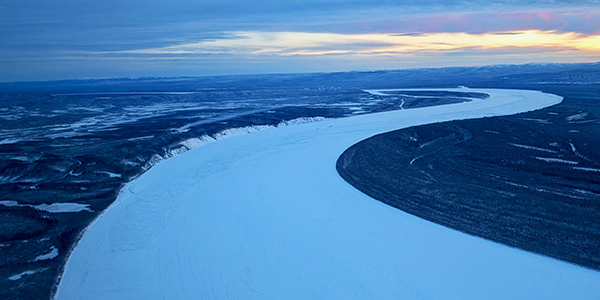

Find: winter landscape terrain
<box><xmin>1</xmin><ymin>63</ymin><xmax>600</xmax><ymax>299</ymax></box>
<box><xmin>54</xmin><ymin>87</ymin><xmax>600</xmax><ymax>300</ymax></box>
<box><xmin>338</xmin><ymin>85</ymin><xmax>600</xmax><ymax>271</ymax></box>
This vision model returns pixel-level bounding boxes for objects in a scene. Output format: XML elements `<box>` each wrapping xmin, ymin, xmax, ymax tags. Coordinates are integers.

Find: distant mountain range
<box><xmin>1</xmin><ymin>62</ymin><xmax>599</xmax><ymax>94</ymax></box>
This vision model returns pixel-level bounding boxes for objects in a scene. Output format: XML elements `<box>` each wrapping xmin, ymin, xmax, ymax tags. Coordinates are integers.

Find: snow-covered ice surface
<box><xmin>0</xmin><ymin>200</ymin><xmax>92</xmax><ymax>213</ymax></box>
<box><xmin>34</xmin><ymin>247</ymin><xmax>59</xmax><ymax>262</ymax></box>
<box><xmin>8</xmin><ymin>270</ymin><xmax>38</xmax><ymax>281</ymax></box>
<box><xmin>147</xmin><ymin>117</ymin><xmax>330</xmax><ymax>169</ymax></box>
<box><xmin>56</xmin><ymin>89</ymin><xmax>600</xmax><ymax>300</ymax></box>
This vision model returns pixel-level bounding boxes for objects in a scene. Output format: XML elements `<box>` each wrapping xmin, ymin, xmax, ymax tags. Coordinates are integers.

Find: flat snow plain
<box><xmin>56</xmin><ymin>88</ymin><xmax>600</xmax><ymax>300</ymax></box>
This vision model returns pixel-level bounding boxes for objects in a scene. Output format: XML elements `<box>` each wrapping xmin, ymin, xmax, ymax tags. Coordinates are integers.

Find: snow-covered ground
<box><xmin>0</xmin><ymin>200</ymin><xmax>92</xmax><ymax>213</ymax></box>
<box><xmin>55</xmin><ymin>89</ymin><xmax>600</xmax><ymax>300</ymax></box>
<box><xmin>8</xmin><ymin>270</ymin><xmax>39</xmax><ymax>281</ymax></box>
<box><xmin>34</xmin><ymin>246</ymin><xmax>59</xmax><ymax>262</ymax></box>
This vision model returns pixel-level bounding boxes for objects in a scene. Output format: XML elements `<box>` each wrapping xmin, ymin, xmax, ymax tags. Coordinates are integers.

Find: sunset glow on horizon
<box><xmin>1</xmin><ymin>1</ymin><xmax>600</xmax><ymax>81</ymax></box>
<box><xmin>117</xmin><ymin>30</ymin><xmax>600</xmax><ymax>57</ymax></box>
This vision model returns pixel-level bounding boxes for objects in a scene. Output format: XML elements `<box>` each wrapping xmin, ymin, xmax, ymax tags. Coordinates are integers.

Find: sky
<box><xmin>1</xmin><ymin>0</ymin><xmax>600</xmax><ymax>81</ymax></box>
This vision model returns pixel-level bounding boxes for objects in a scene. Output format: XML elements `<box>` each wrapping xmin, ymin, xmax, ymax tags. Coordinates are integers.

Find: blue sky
<box><xmin>1</xmin><ymin>0</ymin><xmax>599</xmax><ymax>81</ymax></box>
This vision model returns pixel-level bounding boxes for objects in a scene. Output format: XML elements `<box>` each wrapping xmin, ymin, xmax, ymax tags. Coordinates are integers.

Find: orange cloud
<box><xmin>115</xmin><ymin>30</ymin><xmax>600</xmax><ymax>57</ymax></box>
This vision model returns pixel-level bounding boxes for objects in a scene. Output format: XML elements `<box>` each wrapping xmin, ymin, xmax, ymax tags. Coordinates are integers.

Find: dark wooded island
<box><xmin>337</xmin><ymin>85</ymin><xmax>600</xmax><ymax>270</ymax></box>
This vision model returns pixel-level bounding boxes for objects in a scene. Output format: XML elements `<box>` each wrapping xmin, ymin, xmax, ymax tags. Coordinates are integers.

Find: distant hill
<box><xmin>1</xmin><ymin>62</ymin><xmax>599</xmax><ymax>94</ymax></box>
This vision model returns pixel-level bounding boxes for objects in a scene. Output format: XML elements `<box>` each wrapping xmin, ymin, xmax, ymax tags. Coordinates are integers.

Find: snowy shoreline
<box><xmin>55</xmin><ymin>88</ymin><xmax>600</xmax><ymax>300</ymax></box>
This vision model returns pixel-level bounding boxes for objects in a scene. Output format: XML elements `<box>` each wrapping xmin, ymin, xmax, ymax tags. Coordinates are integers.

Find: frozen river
<box><xmin>55</xmin><ymin>88</ymin><xmax>600</xmax><ymax>300</ymax></box>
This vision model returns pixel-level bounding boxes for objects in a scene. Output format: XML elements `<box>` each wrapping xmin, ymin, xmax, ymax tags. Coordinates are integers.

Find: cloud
<box><xmin>106</xmin><ymin>30</ymin><xmax>600</xmax><ymax>57</ymax></box>
<box><xmin>2</xmin><ymin>1</ymin><xmax>600</xmax><ymax>80</ymax></box>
